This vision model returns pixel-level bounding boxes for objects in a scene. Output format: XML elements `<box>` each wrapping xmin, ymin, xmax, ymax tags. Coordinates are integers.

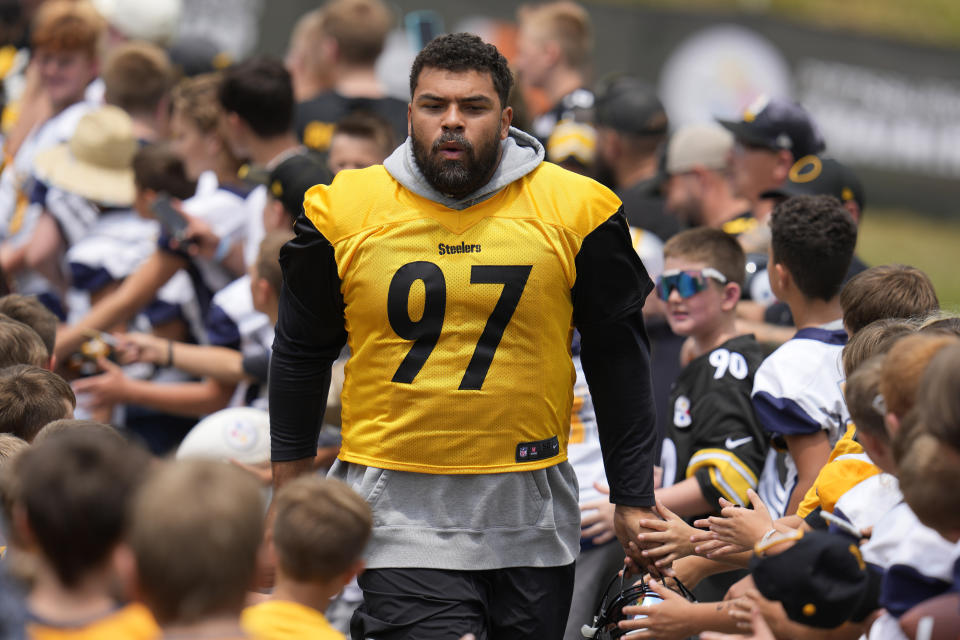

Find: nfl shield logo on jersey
<box><xmin>673</xmin><ymin>395</ymin><xmax>692</xmax><ymax>428</ymax></box>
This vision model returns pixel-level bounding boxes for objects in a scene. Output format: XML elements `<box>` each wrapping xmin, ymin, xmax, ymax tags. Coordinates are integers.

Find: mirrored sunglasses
<box><xmin>655</xmin><ymin>268</ymin><xmax>728</xmax><ymax>301</ymax></box>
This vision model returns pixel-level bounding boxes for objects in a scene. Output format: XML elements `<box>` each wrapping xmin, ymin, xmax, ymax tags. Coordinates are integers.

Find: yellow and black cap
<box><xmin>750</xmin><ymin>530</ymin><xmax>880</xmax><ymax>629</ymax></box>
<box><xmin>762</xmin><ymin>155</ymin><xmax>865</xmax><ymax>211</ymax></box>
<box><xmin>595</xmin><ymin>75</ymin><xmax>668</xmax><ymax>137</ymax></box>
<box><xmin>718</xmin><ymin>95</ymin><xmax>825</xmax><ymax>160</ymax></box>
<box><xmin>267</xmin><ymin>152</ymin><xmax>332</xmax><ymax>218</ymax></box>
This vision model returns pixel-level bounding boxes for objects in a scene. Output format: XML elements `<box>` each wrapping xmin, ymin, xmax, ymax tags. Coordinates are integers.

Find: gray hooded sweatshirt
<box><xmin>328</xmin><ymin>127</ymin><xmax>581</xmax><ymax>570</ymax></box>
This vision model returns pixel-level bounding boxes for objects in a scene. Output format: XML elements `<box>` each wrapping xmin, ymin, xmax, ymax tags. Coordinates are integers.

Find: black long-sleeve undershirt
<box><xmin>270</xmin><ymin>207</ymin><xmax>658</xmax><ymax>506</ymax></box>
<box><xmin>573</xmin><ymin>210</ymin><xmax>658</xmax><ymax>507</ymax></box>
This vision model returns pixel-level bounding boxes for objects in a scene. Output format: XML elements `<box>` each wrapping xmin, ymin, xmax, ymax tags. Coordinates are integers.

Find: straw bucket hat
<box><xmin>34</xmin><ymin>105</ymin><xmax>138</xmax><ymax>208</ymax></box>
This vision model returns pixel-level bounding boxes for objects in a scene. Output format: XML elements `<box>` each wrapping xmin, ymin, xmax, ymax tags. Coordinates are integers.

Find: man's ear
<box><xmin>500</xmin><ymin>106</ymin><xmax>513</xmax><ymax>139</ymax></box>
<box><xmin>843</xmin><ymin>201</ymin><xmax>861</xmax><ymax>226</ymax></box>
<box><xmin>772</xmin><ymin>149</ymin><xmax>794</xmax><ymax>184</ymax></box>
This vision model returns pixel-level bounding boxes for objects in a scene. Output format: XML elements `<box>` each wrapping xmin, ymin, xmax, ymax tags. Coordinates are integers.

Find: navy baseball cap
<box><xmin>750</xmin><ymin>530</ymin><xmax>880</xmax><ymax>629</ymax></box>
<box><xmin>762</xmin><ymin>156</ymin><xmax>865</xmax><ymax>211</ymax></box>
<box><xmin>595</xmin><ymin>75</ymin><xmax>668</xmax><ymax>137</ymax></box>
<box><xmin>718</xmin><ymin>95</ymin><xmax>825</xmax><ymax>160</ymax></box>
<box><xmin>268</xmin><ymin>152</ymin><xmax>332</xmax><ymax>218</ymax></box>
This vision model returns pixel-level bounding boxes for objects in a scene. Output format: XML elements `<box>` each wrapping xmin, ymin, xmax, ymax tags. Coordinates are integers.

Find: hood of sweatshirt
<box><xmin>383</xmin><ymin>126</ymin><xmax>544</xmax><ymax>211</ymax></box>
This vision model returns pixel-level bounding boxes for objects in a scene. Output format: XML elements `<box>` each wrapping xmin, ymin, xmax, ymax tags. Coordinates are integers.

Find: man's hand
<box><xmin>581</xmin><ymin>482</ymin><xmax>618</xmax><ymax>545</ymax></box>
<box><xmin>615</xmin><ymin>504</ymin><xmax>672</xmax><ymax>578</ymax></box>
<box><xmin>635</xmin><ymin>499</ymin><xmax>700</xmax><ymax>568</ymax></box>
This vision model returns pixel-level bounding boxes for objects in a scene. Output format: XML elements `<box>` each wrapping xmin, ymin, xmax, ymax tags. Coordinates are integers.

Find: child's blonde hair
<box><xmin>129</xmin><ymin>459</ymin><xmax>263</xmax><ymax>625</ymax></box>
<box><xmin>273</xmin><ymin>476</ymin><xmax>371</xmax><ymax>582</ymax></box>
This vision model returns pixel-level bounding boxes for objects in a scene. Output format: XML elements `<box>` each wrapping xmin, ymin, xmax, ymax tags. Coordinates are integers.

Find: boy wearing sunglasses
<box><xmin>655</xmin><ymin>228</ymin><xmax>767</xmax><ymax>521</ymax></box>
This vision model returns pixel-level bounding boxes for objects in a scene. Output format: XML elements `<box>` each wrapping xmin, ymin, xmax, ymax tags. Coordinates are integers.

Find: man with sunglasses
<box><xmin>718</xmin><ymin>95</ymin><xmax>824</xmax><ymax>233</ymax></box>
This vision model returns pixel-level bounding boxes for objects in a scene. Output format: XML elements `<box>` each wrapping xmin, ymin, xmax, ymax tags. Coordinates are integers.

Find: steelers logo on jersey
<box><xmin>673</xmin><ymin>395</ymin><xmax>692</xmax><ymax>428</ymax></box>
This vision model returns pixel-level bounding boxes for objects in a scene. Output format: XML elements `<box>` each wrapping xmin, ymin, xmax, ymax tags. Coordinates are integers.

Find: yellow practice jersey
<box><xmin>302</xmin><ymin>162</ymin><xmax>623</xmax><ymax>474</ymax></box>
<box><xmin>27</xmin><ymin>603</ymin><xmax>158</xmax><ymax>640</ymax></box>
<box><xmin>242</xmin><ymin>600</ymin><xmax>344</xmax><ymax>640</ymax></box>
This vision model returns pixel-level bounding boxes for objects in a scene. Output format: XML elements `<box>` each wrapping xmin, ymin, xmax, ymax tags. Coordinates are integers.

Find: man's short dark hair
<box><xmin>770</xmin><ymin>195</ymin><xmax>857</xmax><ymax>302</ymax></box>
<box><xmin>409</xmin><ymin>33</ymin><xmax>513</xmax><ymax>109</ymax></box>
<box><xmin>15</xmin><ymin>429</ymin><xmax>149</xmax><ymax>587</ymax></box>
<box><xmin>218</xmin><ymin>57</ymin><xmax>293</xmax><ymax>138</ymax></box>
<box><xmin>0</xmin><ymin>295</ymin><xmax>57</xmax><ymax>357</ymax></box>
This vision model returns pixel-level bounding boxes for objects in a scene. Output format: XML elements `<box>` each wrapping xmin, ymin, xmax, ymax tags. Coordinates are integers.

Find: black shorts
<box><xmin>351</xmin><ymin>564</ymin><xmax>576</xmax><ymax>640</ymax></box>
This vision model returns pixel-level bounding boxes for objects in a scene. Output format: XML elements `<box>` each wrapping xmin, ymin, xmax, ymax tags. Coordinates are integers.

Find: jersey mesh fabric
<box><xmin>304</xmin><ymin>163</ymin><xmax>621</xmax><ymax>473</ymax></box>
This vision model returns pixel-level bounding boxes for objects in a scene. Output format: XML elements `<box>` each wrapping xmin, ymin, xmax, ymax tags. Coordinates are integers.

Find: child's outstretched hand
<box><xmin>700</xmin><ymin>606</ymin><xmax>775</xmax><ymax>640</ymax></box>
<box><xmin>636</xmin><ymin>498</ymin><xmax>699</xmax><ymax>568</ymax></box>
<box><xmin>692</xmin><ymin>490</ymin><xmax>774</xmax><ymax>555</ymax></box>
<box><xmin>617</xmin><ymin>578</ymin><xmax>695</xmax><ymax>639</ymax></box>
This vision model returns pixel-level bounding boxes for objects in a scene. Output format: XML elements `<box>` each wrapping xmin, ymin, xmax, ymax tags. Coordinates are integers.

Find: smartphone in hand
<box><xmin>151</xmin><ymin>193</ymin><xmax>190</xmax><ymax>242</ymax></box>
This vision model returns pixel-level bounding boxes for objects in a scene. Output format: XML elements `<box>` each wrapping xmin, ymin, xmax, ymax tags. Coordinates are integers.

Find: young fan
<box><xmin>126</xmin><ymin>459</ymin><xmax>263</xmax><ymax>638</ymax></box>
<box><xmin>751</xmin><ymin>195</ymin><xmax>857</xmax><ymax>519</ymax></box>
<box><xmin>12</xmin><ymin>429</ymin><xmax>156</xmax><ymax>638</ymax></box>
<box><xmin>242</xmin><ymin>476</ymin><xmax>371</xmax><ymax>639</ymax></box>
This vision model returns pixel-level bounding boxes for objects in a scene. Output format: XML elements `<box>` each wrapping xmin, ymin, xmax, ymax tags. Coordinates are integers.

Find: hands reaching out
<box><xmin>691</xmin><ymin>489</ymin><xmax>775</xmax><ymax>558</ymax></box>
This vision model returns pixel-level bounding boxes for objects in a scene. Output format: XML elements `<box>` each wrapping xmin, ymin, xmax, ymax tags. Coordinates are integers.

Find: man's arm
<box><xmin>572</xmin><ymin>209</ymin><xmax>660</xmax><ymax>568</ymax></box>
<box><xmin>269</xmin><ymin>213</ymin><xmax>347</xmax><ymax>493</ymax></box>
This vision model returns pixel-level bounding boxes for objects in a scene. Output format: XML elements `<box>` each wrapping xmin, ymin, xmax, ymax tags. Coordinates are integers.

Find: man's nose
<box><xmin>441</xmin><ymin>105</ymin><xmax>465</xmax><ymax>131</ymax></box>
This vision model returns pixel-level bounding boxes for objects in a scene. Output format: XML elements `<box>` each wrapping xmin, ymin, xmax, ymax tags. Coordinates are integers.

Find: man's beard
<box><xmin>412</xmin><ymin>128</ymin><xmax>501</xmax><ymax>199</ymax></box>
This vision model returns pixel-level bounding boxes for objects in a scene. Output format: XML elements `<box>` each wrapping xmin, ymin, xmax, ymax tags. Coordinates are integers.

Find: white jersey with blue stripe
<box><xmin>0</xmin><ymin>100</ymin><xmax>94</xmax><ymax>240</ymax></box>
<box><xmin>66</xmin><ymin>210</ymin><xmax>160</xmax><ymax>289</ymax></box>
<box><xmin>752</xmin><ymin>321</ymin><xmax>849</xmax><ymax>518</ymax></box>
<box><xmin>861</xmin><ymin>501</ymin><xmax>960</xmax><ymax>618</ymax></box>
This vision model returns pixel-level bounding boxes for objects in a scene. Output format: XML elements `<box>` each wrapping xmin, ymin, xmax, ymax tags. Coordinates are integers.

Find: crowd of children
<box><xmin>0</xmin><ymin>0</ymin><xmax>953</xmax><ymax>638</ymax></box>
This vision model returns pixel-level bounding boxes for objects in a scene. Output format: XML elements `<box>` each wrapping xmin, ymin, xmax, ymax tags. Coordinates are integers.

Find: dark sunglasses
<box><xmin>655</xmin><ymin>268</ymin><xmax>727</xmax><ymax>301</ymax></box>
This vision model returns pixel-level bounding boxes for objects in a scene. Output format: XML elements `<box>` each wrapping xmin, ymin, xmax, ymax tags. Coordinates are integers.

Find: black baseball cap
<box><xmin>718</xmin><ymin>95</ymin><xmax>824</xmax><ymax>160</ymax></box>
<box><xmin>267</xmin><ymin>152</ymin><xmax>332</xmax><ymax>218</ymax></box>
<box><xmin>595</xmin><ymin>75</ymin><xmax>668</xmax><ymax>137</ymax></box>
<box><xmin>167</xmin><ymin>36</ymin><xmax>232</xmax><ymax>78</ymax></box>
<box><xmin>762</xmin><ymin>156</ymin><xmax>865</xmax><ymax>211</ymax></box>
<box><xmin>750</xmin><ymin>531</ymin><xmax>880</xmax><ymax>629</ymax></box>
